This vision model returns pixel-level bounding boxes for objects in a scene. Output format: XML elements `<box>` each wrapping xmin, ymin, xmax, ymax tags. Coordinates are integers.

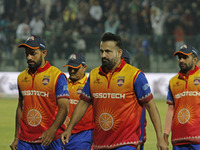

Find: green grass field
<box><xmin>0</xmin><ymin>99</ymin><xmax>172</xmax><ymax>150</ymax></box>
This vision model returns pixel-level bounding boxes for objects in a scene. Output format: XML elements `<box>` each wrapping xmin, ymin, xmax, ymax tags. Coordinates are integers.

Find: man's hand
<box><xmin>163</xmin><ymin>133</ymin><xmax>169</xmax><ymax>146</ymax></box>
<box><xmin>10</xmin><ymin>138</ymin><xmax>18</xmax><ymax>150</ymax></box>
<box><xmin>61</xmin><ymin>128</ymin><xmax>72</xmax><ymax>145</ymax></box>
<box><xmin>136</xmin><ymin>144</ymin><xmax>141</xmax><ymax>150</ymax></box>
<box><xmin>39</xmin><ymin>128</ymin><xmax>56</xmax><ymax>146</ymax></box>
<box><xmin>157</xmin><ymin>137</ymin><xmax>169</xmax><ymax>150</ymax></box>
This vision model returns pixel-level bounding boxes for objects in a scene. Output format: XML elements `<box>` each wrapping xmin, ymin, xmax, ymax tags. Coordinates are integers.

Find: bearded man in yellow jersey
<box><xmin>61</xmin><ymin>32</ymin><xmax>168</xmax><ymax>150</ymax></box>
<box><xmin>63</xmin><ymin>52</ymin><xmax>94</xmax><ymax>150</ymax></box>
<box><xmin>164</xmin><ymin>44</ymin><xmax>200</xmax><ymax>150</ymax></box>
<box><xmin>10</xmin><ymin>35</ymin><xmax>69</xmax><ymax>150</ymax></box>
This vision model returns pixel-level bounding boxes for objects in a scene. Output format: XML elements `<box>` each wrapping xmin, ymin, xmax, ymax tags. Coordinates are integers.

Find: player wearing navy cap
<box><xmin>164</xmin><ymin>44</ymin><xmax>200</xmax><ymax>150</ymax></box>
<box><xmin>62</xmin><ymin>52</ymin><xmax>94</xmax><ymax>150</ymax></box>
<box><xmin>10</xmin><ymin>35</ymin><xmax>69</xmax><ymax>150</ymax></box>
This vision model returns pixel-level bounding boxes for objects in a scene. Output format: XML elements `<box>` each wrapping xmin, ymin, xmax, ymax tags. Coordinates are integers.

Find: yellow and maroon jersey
<box><xmin>64</xmin><ymin>74</ymin><xmax>94</xmax><ymax>134</ymax></box>
<box><xmin>167</xmin><ymin>66</ymin><xmax>200</xmax><ymax>145</ymax></box>
<box><xmin>80</xmin><ymin>59</ymin><xmax>153</xmax><ymax>149</ymax></box>
<box><xmin>17</xmin><ymin>61</ymin><xmax>69</xmax><ymax>142</ymax></box>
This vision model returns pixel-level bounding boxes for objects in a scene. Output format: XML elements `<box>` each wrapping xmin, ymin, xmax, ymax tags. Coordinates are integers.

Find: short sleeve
<box><xmin>80</xmin><ymin>76</ymin><xmax>91</xmax><ymax>103</ymax></box>
<box><xmin>167</xmin><ymin>85</ymin><xmax>174</xmax><ymax>105</ymax></box>
<box><xmin>56</xmin><ymin>74</ymin><xmax>69</xmax><ymax>99</ymax></box>
<box><xmin>134</xmin><ymin>72</ymin><xmax>153</xmax><ymax>104</ymax></box>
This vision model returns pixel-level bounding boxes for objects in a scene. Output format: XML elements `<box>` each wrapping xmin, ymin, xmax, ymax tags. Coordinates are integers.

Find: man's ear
<box><xmin>83</xmin><ymin>65</ymin><xmax>87</xmax><ymax>72</ymax></box>
<box><xmin>83</xmin><ymin>64</ymin><xmax>88</xmax><ymax>69</ymax></box>
<box><xmin>118</xmin><ymin>49</ymin><xmax>123</xmax><ymax>58</ymax></box>
<box><xmin>42</xmin><ymin>50</ymin><xmax>47</xmax><ymax>57</ymax></box>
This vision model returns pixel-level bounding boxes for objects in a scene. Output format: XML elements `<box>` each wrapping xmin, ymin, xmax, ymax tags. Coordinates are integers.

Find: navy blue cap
<box><xmin>174</xmin><ymin>44</ymin><xmax>198</xmax><ymax>57</ymax></box>
<box><xmin>63</xmin><ymin>53</ymin><xmax>86</xmax><ymax>68</ymax></box>
<box><xmin>18</xmin><ymin>35</ymin><xmax>46</xmax><ymax>50</ymax></box>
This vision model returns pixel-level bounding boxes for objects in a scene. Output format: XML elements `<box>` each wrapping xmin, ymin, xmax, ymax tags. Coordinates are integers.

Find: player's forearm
<box><xmin>145</xmin><ymin>100</ymin><xmax>163</xmax><ymax>140</ymax></box>
<box><xmin>49</xmin><ymin>98</ymin><xmax>69</xmax><ymax>132</ymax></box>
<box><xmin>15</xmin><ymin>101</ymin><xmax>23</xmax><ymax>139</ymax></box>
<box><xmin>67</xmin><ymin>100</ymin><xmax>90</xmax><ymax>131</ymax></box>
<box><xmin>164</xmin><ymin>105</ymin><xmax>174</xmax><ymax>135</ymax></box>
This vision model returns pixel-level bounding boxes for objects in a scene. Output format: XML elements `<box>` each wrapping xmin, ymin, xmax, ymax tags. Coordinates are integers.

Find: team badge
<box><xmin>42</xmin><ymin>76</ymin><xmax>50</xmax><ymax>85</ymax></box>
<box><xmin>194</xmin><ymin>79</ymin><xmax>200</xmax><ymax>85</ymax></box>
<box><xmin>77</xmin><ymin>88</ymin><xmax>83</xmax><ymax>95</ymax></box>
<box><xmin>117</xmin><ymin>76</ymin><xmax>125</xmax><ymax>86</ymax></box>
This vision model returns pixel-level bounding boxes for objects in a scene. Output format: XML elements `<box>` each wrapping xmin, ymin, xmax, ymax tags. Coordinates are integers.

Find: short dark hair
<box><xmin>100</xmin><ymin>32</ymin><xmax>123</xmax><ymax>49</ymax></box>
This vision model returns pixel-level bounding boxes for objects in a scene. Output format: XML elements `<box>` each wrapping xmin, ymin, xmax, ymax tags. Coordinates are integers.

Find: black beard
<box><xmin>27</xmin><ymin>58</ymin><xmax>42</xmax><ymax>73</ymax></box>
<box><xmin>179</xmin><ymin>63</ymin><xmax>193</xmax><ymax>74</ymax></box>
<box><xmin>102</xmin><ymin>59</ymin><xmax>114</xmax><ymax>70</ymax></box>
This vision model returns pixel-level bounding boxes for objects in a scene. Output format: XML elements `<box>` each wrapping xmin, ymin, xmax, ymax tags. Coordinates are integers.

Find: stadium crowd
<box><xmin>0</xmin><ymin>0</ymin><xmax>200</xmax><ymax>71</ymax></box>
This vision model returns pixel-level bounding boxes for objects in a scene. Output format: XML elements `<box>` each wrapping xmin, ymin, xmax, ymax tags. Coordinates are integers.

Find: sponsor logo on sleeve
<box><xmin>142</xmin><ymin>83</ymin><xmax>150</xmax><ymax>91</ymax></box>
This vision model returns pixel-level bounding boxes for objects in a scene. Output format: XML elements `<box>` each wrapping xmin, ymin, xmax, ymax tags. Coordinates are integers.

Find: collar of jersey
<box><xmin>99</xmin><ymin>58</ymin><xmax>126</xmax><ymax>75</ymax></box>
<box><xmin>178</xmin><ymin>65</ymin><xmax>199</xmax><ymax>79</ymax></box>
<box><xmin>67</xmin><ymin>73</ymin><xmax>87</xmax><ymax>84</ymax></box>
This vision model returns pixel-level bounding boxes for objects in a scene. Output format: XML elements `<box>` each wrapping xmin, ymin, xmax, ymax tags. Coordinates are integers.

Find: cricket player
<box><xmin>164</xmin><ymin>44</ymin><xmax>200</xmax><ymax>150</ymax></box>
<box><xmin>61</xmin><ymin>32</ymin><xmax>168</xmax><ymax>150</ymax></box>
<box><xmin>10</xmin><ymin>35</ymin><xmax>69</xmax><ymax>150</ymax></box>
<box><xmin>63</xmin><ymin>52</ymin><xmax>94</xmax><ymax>150</ymax></box>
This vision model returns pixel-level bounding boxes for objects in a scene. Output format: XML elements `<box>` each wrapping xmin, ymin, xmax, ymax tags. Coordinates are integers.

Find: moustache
<box><xmin>27</xmin><ymin>60</ymin><xmax>35</xmax><ymax>64</ymax></box>
<box><xmin>102</xmin><ymin>58</ymin><xmax>109</xmax><ymax>61</ymax></box>
<box><xmin>179</xmin><ymin>62</ymin><xmax>186</xmax><ymax>66</ymax></box>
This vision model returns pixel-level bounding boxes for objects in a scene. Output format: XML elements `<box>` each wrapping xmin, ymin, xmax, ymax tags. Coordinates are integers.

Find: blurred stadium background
<box><xmin>0</xmin><ymin>0</ymin><xmax>199</xmax><ymax>72</ymax></box>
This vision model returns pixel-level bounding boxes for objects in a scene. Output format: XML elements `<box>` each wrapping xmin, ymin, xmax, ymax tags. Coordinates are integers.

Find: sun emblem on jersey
<box><xmin>23</xmin><ymin>105</ymin><xmax>48</xmax><ymax>127</ymax></box>
<box><xmin>194</xmin><ymin>78</ymin><xmax>200</xmax><ymax>85</ymax></box>
<box><xmin>96</xmin><ymin>106</ymin><xmax>120</xmax><ymax>131</ymax></box>
<box><xmin>99</xmin><ymin>113</ymin><xmax>114</xmax><ymax>131</ymax></box>
<box><xmin>42</xmin><ymin>76</ymin><xmax>50</xmax><ymax>85</ymax></box>
<box><xmin>27</xmin><ymin>109</ymin><xmax>42</xmax><ymax>127</ymax></box>
<box><xmin>174</xmin><ymin>104</ymin><xmax>195</xmax><ymax>126</ymax></box>
<box><xmin>178</xmin><ymin>108</ymin><xmax>190</xmax><ymax>124</ymax></box>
